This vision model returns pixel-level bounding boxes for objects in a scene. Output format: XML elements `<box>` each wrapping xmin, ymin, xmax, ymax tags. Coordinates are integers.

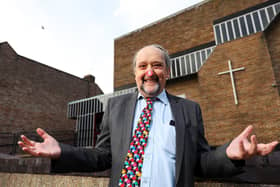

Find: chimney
<box><xmin>83</xmin><ymin>74</ymin><xmax>95</xmax><ymax>83</ymax></box>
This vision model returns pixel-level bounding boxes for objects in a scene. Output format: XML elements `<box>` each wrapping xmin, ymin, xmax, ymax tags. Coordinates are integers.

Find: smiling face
<box><xmin>134</xmin><ymin>46</ymin><xmax>170</xmax><ymax>98</ymax></box>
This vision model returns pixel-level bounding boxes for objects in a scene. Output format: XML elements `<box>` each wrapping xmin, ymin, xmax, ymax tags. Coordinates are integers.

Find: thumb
<box><xmin>36</xmin><ymin>128</ymin><xmax>50</xmax><ymax>140</ymax></box>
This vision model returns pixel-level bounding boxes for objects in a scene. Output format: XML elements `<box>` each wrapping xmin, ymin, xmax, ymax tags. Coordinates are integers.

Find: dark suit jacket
<box><xmin>52</xmin><ymin>92</ymin><xmax>243</xmax><ymax>187</ymax></box>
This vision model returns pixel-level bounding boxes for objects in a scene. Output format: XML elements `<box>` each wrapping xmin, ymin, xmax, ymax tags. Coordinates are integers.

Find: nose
<box><xmin>145</xmin><ymin>69</ymin><xmax>154</xmax><ymax>77</ymax></box>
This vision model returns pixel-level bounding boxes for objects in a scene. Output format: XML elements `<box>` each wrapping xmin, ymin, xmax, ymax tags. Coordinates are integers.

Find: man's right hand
<box><xmin>18</xmin><ymin>128</ymin><xmax>61</xmax><ymax>159</ymax></box>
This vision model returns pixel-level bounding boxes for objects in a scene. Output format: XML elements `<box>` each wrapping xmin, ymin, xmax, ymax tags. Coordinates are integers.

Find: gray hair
<box><xmin>132</xmin><ymin>44</ymin><xmax>170</xmax><ymax>70</ymax></box>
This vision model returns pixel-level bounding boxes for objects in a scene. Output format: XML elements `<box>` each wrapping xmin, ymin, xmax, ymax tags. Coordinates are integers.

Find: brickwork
<box><xmin>198</xmin><ymin>33</ymin><xmax>280</xmax><ymax>145</ymax></box>
<box><xmin>0</xmin><ymin>42</ymin><xmax>103</xmax><ymax>152</ymax></box>
<box><xmin>114</xmin><ymin>0</ymin><xmax>280</xmax><ymax>146</ymax></box>
<box><xmin>165</xmin><ymin>35</ymin><xmax>280</xmax><ymax>145</ymax></box>
<box><xmin>114</xmin><ymin>0</ymin><xmax>267</xmax><ymax>89</ymax></box>
<box><xmin>265</xmin><ymin>16</ymin><xmax>280</xmax><ymax>95</ymax></box>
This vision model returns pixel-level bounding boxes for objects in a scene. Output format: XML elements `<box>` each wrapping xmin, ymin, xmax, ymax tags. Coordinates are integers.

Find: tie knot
<box><xmin>145</xmin><ymin>97</ymin><xmax>156</xmax><ymax>104</ymax></box>
<box><xmin>145</xmin><ymin>97</ymin><xmax>157</xmax><ymax>110</ymax></box>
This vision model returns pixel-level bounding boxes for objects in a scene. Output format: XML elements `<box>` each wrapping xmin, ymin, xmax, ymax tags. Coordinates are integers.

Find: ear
<box><xmin>134</xmin><ymin>69</ymin><xmax>137</xmax><ymax>81</ymax></box>
<box><xmin>166</xmin><ymin>67</ymin><xmax>171</xmax><ymax>79</ymax></box>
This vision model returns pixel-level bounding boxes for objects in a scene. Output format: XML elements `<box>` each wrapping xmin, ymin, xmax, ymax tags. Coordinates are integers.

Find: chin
<box><xmin>142</xmin><ymin>85</ymin><xmax>161</xmax><ymax>97</ymax></box>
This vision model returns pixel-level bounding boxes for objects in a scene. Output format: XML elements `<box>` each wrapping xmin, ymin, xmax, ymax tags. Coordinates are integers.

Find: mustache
<box><xmin>142</xmin><ymin>74</ymin><xmax>159</xmax><ymax>82</ymax></box>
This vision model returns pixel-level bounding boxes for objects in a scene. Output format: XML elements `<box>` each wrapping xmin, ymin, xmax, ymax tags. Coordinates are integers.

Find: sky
<box><xmin>0</xmin><ymin>0</ymin><xmax>203</xmax><ymax>94</ymax></box>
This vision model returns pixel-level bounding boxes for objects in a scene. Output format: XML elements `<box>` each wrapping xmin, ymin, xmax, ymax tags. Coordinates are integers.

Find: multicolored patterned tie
<box><xmin>119</xmin><ymin>97</ymin><xmax>154</xmax><ymax>187</ymax></box>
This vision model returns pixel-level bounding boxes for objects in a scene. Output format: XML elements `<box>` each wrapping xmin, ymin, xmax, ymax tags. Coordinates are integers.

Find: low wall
<box><xmin>1</xmin><ymin>173</ymin><xmax>280</xmax><ymax>187</ymax></box>
<box><xmin>0</xmin><ymin>173</ymin><xmax>109</xmax><ymax>187</ymax></box>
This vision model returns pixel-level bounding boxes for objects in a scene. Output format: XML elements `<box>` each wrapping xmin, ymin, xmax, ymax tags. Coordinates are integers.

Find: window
<box><xmin>221</xmin><ymin>23</ymin><xmax>228</xmax><ymax>42</ymax></box>
<box><xmin>239</xmin><ymin>16</ymin><xmax>247</xmax><ymax>37</ymax></box>
<box><xmin>260</xmin><ymin>9</ymin><xmax>269</xmax><ymax>28</ymax></box>
<box><xmin>213</xmin><ymin>1</ymin><xmax>280</xmax><ymax>45</ymax></box>
<box><xmin>214</xmin><ymin>25</ymin><xmax>222</xmax><ymax>44</ymax></box>
<box><xmin>252</xmin><ymin>12</ymin><xmax>262</xmax><ymax>32</ymax></box>
<box><xmin>169</xmin><ymin>44</ymin><xmax>215</xmax><ymax>79</ymax></box>
<box><xmin>246</xmin><ymin>14</ymin><xmax>254</xmax><ymax>33</ymax></box>
<box><xmin>227</xmin><ymin>21</ymin><xmax>234</xmax><ymax>40</ymax></box>
<box><xmin>233</xmin><ymin>19</ymin><xmax>241</xmax><ymax>38</ymax></box>
<box><xmin>267</xmin><ymin>6</ymin><xmax>275</xmax><ymax>21</ymax></box>
<box><xmin>185</xmin><ymin>55</ymin><xmax>191</xmax><ymax>74</ymax></box>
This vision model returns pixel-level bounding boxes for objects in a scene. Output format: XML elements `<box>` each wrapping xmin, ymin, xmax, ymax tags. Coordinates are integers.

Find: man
<box><xmin>18</xmin><ymin>44</ymin><xmax>278</xmax><ymax>187</ymax></box>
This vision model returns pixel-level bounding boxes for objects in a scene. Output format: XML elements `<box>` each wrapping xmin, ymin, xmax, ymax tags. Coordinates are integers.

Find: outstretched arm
<box><xmin>18</xmin><ymin>128</ymin><xmax>61</xmax><ymax>159</ymax></box>
<box><xmin>226</xmin><ymin>125</ymin><xmax>278</xmax><ymax>160</ymax></box>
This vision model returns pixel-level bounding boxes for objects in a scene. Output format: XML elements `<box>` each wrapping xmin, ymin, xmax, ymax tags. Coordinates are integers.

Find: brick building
<box><xmin>0</xmin><ymin>42</ymin><xmax>103</xmax><ymax>153</ymax></box>
<box><xmin>114</xmin><ymin>0</ymin><xmax>280</xmax><ymax>146</ymax></box>
<box><xmin>63</xmin><ymin>0</ymin><xmax>280</xmax><ymax>184</ymax></box>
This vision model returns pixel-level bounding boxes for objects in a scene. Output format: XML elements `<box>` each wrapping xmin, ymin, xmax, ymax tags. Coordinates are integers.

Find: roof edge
<box><xmin>114</xmin><ymin>0</ymin><xmax>210</xmax><ymax>41</ymax></box>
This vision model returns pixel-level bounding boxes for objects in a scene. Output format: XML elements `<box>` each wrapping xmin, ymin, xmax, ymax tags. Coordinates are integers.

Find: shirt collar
<box><xmin>137</xmin><ymin>89</ymin><xmax>168</xmax><ymax>105</ymax></box>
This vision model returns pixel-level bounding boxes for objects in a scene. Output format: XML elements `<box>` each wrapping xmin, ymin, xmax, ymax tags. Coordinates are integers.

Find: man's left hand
<box><xmin>226</xmin><ymin>125</ymin><xmax>278</xmax><ymax>160</ymax></box>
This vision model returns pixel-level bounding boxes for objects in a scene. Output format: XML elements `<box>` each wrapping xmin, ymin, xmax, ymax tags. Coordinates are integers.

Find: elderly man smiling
<box><xmin>19</xmin><ymin>44</ymin><xmax>278</xmax><ymax>187</ymax></box>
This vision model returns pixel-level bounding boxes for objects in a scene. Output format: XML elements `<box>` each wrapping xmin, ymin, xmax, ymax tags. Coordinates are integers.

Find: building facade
<box><xmin>65</xmin><ymin>0</ymin><xmax>280</xmax><ymax>183</ymax></box>
<box><xmin>0</xmin><ymin>42</ymin><xmax>103</xmax><ymax>153</ymax></box>
<box><xmin>113</xmin><ymin>0</ymin><xmax>280</xmax><ymax>145</ymax></box>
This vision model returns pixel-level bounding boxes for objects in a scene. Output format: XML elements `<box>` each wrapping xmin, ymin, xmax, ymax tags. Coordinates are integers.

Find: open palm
<box><xmin>226</xmin><ymin>125</ymin><xmax>278</xmax><ymax>160</ymax></box>
<box><xmin>18</xmin><ymin>128</ymin><xmax>61</xmax><ymax>159</ymax></box>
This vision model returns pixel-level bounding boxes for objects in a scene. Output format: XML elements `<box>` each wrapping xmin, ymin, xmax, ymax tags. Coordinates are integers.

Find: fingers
<box><xmin>239</xmin><ymin>125</ymin><xmax>253</xmax><ymax>139</ymax></box>
<box><xmin>248</xmin><ymin>135</ymin><xmax>257</xmax><ymax>155</ymax></box>
<box><xmin>258</xmin><ymin>141</ymin><xmax>279</xmax><ymax>156</ymax></box>
<box><xmin>18</xmin><ymin>140</ymin><xmax>40</xmax><ymax>156</ymax></box>
<box><xmin>19</xmin><ymin>135</ymin><xmax>35</xmax><ymax>146</ymax></box>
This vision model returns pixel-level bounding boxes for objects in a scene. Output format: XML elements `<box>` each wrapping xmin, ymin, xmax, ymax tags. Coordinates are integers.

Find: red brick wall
<box><xmin>265</xmin><ymin>16</ymin><xmax>280</xmax><ymax>95</ymax></box>
<box><xmin>0</xmin><ymin>42</ymin><xmax>103</xmax><ymax>134</ymax></box>
<box><xmin>114</xmin><ymin>0</ymin><xmax>268</xmax><ymax>90</ymax></box>
<box><xmin>197</xmin><ymin>33</ymin><xmax>280</xmax><ymax>145</ymax></box>
<box><xmin>165</xmin><ymin>32</ymin><xmax>280</xmax><ymax>145</ymax></box>
<box><xmin>114</xmin><ymin>0</ymin><xmax>280</xmax><ymax>145</ymax></box>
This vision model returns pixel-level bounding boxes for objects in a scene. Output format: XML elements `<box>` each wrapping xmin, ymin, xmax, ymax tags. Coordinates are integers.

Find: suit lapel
<box><xmin>168</xmin><ymin>94</ymin><xmax>186</xmax><ymax>184</ymax></box>
<box><xmin>121</xmin><ymin>92</ymin><xmax>138</xmax><ymax>155</ymax></box>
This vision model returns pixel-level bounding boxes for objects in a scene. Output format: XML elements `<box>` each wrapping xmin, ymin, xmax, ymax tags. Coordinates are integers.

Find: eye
<box><xmin>153</xmin><ymin>63</ymin><xmax>163</xmax><ymax>68</ymax></box>
<box><xmin>137</xmin><ymin>64</ymin><xmax>146</xmax><ymax>69</ymax></box>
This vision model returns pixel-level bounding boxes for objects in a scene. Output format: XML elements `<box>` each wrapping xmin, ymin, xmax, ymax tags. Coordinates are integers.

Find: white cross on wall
<box><xmin>217</xmin><ymin>60</ymin><xmax>245</xmax><ymax>105</ymax></box>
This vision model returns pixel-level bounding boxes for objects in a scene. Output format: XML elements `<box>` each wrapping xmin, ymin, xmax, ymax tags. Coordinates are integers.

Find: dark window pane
<box><xmin>207</xmin><ymin>49</ymin><xmax>211</xmax><ymax>56</ymax></box>
<box><xmin>196</xmin><ymin>52</ymin><xmax>201</xmax><ymax>70</ymax></box>
<box><xmin>253</xmin><ymin>11</ymin><xmax>262</xmax><ymax>32</ymax></box>
<box><xmin>239</xmin><ymin>16</ymin><xmax>248</xmax><ymax>36</ymax></box>
<box><xmin>227</xmin><ymin>21</ymin><xmax>234</xmax><ymax>40</ymax></box>
<box><xmin>185</xmin><ymin>55</ymin><xmax>191</xmax><ymax>74</ymax></box>
<box><xmin>260</xmin><ymin>9</ymin><xmax>268</xmax><ymax>28</ymax></box>
<box><xmin>191</xmin><ymin>53</ymin><xmax>196</xmax><ymax>73</ymax></box>
<box><xmin>171</xmin><ymin>60</ymin><xmax>176</xmax><ymax>78</ymax></box>
<box><xmin>180</xmin><ymin>57</ymin><xmax>186</xmax><ymax>75</ymax></box>
<box><xmin>201</xmin><ymin>50</ymin><xmax>206</xmax><ymax>63</ymax></box>
<box><xmin>276</xmin><ymin>4</ymin><xmax>280</xmax><ymax>14</ymax></box>
<box><xmin>246</xmin><ymin>14</ymin><xmax>254</xmax><ymax>34</ymax></box>
<box><xmin>214</xmin><ymin>25</ymin><xmax>222</xmax><ymax>44</ymax></box>
<box><xmin>267</xmin><ymin>7</ymin><xmax>274</xmax><ymax>21</ymax></box>
<box><xmin>176</xmin><ymin>58</ymin><xmax>181</xmax><ymax>76</ymax></box>
<box><xmin>221</xmin><ymin>23</ymin><xmax>228</xmax><ymax>42</ymax></box>
<box><xmin>233</xmin><ymin>19</ymin><xmax>241</xmax><ymax>38</ymax></box>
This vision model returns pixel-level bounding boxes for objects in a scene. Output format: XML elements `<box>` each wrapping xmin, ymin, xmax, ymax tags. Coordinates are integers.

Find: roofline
<box><xmin>114</xmin><ymin>0</ymin><xmax>210</xmax><ymax>40</ymax></box>
<box><xmin>18</xmin><ymin>55</ymin><xmax>88</xmax><ymax>81</ymax></box>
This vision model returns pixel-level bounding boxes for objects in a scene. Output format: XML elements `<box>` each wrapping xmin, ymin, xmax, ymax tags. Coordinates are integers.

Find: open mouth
<box><xmin>142</xmin><ymin>75</ymin><xmax>159</xmax><ymax>84</ymax></box>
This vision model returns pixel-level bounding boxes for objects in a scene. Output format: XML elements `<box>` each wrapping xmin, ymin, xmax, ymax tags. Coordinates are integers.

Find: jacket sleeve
<box><xmin>194</xmin><ymin>103</ymin><xmax>244</xmax><ymax>178</ymax></box>
<box><xmin>51</xmin><ymin>99</ymin><xmax>112</xmax><ymax>173</ymax></box>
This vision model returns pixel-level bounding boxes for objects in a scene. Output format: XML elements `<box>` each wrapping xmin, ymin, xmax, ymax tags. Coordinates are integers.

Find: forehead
<box><xmin>135</xmin><ymin>46</ymin><xmax>164</xmax><ymax>64</ymax></box>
